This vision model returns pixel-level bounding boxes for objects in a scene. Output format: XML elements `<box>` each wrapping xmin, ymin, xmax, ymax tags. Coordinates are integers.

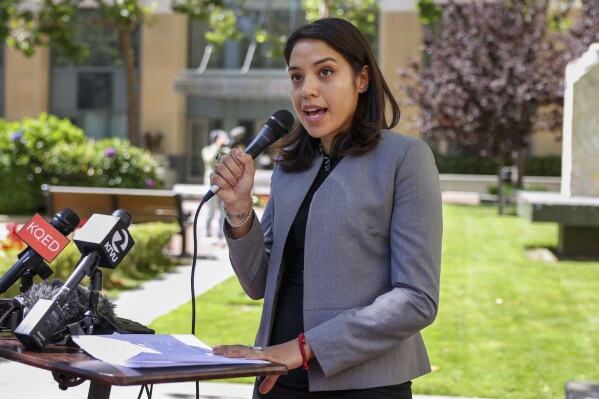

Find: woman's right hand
<box><xmin>211</xmin><ymin>148</ymin><xmax>255</xmax><ymax>213</ymax></box>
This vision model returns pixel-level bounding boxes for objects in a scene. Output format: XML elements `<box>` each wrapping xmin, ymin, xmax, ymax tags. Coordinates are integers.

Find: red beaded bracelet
<box><xmin>298</xmin><ymin>332</ymin><xmax>309</xmax><ymax>370</ymax></box>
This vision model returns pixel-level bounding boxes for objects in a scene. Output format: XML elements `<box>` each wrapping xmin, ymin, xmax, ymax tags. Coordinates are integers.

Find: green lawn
<box><xmin>150</xmin><ymin>204</ymin><xmax>599</xmax><ymax>399</ymax></box>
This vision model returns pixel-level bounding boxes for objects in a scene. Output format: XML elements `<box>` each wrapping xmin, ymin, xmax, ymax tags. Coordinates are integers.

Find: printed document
<box><xmin>72</xmin><ymin>334</ymin><xmax>268</xmax><ymax>368</ymax></box>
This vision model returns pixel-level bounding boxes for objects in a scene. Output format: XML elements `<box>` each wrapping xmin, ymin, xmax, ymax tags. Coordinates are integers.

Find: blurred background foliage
<box><xmin>0</xmin><ymin>221</ymin><xmax>180</xmax><ymax>299</ymax></box>
<box><xmin>0</xmin><ymin>114</ymin><xmax>161</xmax><ymax>215</ymax></box>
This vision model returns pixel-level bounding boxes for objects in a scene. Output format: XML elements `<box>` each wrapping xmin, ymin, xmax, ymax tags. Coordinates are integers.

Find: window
<box><xmin>77</xmin><ymin>72</ymin><xmax>112</xmax><ymax>110</ymax></box>
<box><xmin>188</xmin><ymin>3</ymin><xmax>303</xmax><ymax>70</ymax></box>
<box><xmin>49</xmin><ymin>9</ymin><xmax>139</xmax><ymax>139</ymax></box>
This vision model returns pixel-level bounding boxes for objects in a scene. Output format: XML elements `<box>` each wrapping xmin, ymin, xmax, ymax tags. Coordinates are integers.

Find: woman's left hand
<box><xmin>213</xmin><ymin>338</ymin><xmax>313</xmax><ymax>394</ymax></box>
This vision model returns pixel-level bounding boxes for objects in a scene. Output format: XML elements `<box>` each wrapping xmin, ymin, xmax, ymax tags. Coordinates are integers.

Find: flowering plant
<box><xmin>0</xmin><ymin>224</ymin><xmax>25</xmax><ymax>253</ymax></box>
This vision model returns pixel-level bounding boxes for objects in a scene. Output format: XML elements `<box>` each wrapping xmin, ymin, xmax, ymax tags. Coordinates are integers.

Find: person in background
<box><xmin>201</xmin><ymin>129</ymin><xmax>229</xmax><ymax>239</ymax></box>
<box><xmin>228</xmin><ymin>125</ymin><xmax>247</xmax><ymax>151</ymax></box>
<box><xmin>210</xmin><ymin>18</ymin><xmax>443</xmax><ymax>399</ymax></box>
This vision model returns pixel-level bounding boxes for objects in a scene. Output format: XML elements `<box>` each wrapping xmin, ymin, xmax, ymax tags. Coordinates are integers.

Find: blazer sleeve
<box><xmin>224</xmin><ymin>183</ymin><xmax>274</xmax><ymax>300</ymax></box>
<box><xmin>305</xmin><ymin>139</ymin><xmax>443</xmax><ymax>378</ymax></box>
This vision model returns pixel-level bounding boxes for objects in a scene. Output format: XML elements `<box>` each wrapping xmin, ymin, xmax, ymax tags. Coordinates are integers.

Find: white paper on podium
<box><xmin>72</xmin><ymin>333</ymin><xmax>269</xmax><ymax>368</ymax></box>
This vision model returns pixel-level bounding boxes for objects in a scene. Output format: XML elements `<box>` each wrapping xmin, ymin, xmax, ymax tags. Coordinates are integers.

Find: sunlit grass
<box><xmin>151</xmin><ymin>204</ymin><xmax>599</xmax><ymax>398</ymax></box>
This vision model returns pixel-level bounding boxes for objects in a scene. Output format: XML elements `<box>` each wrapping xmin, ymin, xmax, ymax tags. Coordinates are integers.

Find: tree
<box><xmin>92</xmin><ymin>0</ymin><xmax>154</xmax><ymax>146</ymax></box>
<box><xmin>1</xmin><ymin>0</ymin><xmax>86</xmax><ymax>58</ymax></box>
<box><xmin>172</xmin><ymin>0</ymin><xmax>379</xmax><ymax>65</ymax></box>
<box><xmin>400</xmin><ymin>0</ymin><xmax>566</xmax><ymax>214</ymax></box>
<box><xmin>1</xmin><ymin>0</ymin><xmax>155</xmax><ymax>146</ymax></box>
<box><xmin>560</xmin><ymin>0</ymin><xmax>599</xmax><ymax>60</ymax></box>
<box><xmin>302</xmin><ymin>0</ymin><xmax>378</xmax><ymax>45</ymax></box>
<box><xmin>0</xmin><ymin>0</ymin><xmax>20</xmax><ymax>43</ymax></box>
<box><xmin>170</xmin><ymin>0</ymin><xmax>235</xmax><ymax>58</ymax></box>
<box><xmin>4</xmin><ymin>0</ymin><xmax>379</xmax><ymax>143</ymax></box>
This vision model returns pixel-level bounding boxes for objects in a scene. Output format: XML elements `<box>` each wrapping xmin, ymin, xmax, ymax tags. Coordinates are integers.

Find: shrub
<box><xmin>434</xmin><ymin>153</ymin><xmax>562</xmax><ymax>177</ymax></box>
<box><xmin>109</xmin><ymin>222</ymin><xmax>181</xmax><ymax>285</ymax></box>
<box><xmin>43</xmin><ymin>138</ymin><xmax>160</xmax><ymax>189</ymax></box>
<box><xmin>524</xmin><ymin>155</ymin><xmax>561</xmax><ymax>177</ymax></box>
<box><xmin>433</xmin><ymin>153</ymin><xmax>497</xmax><ymax>175</ymax></box>
<box><xmin>0</xmin><ymin>114</ymin><xmax>87</xmax><ymax>214</ymax></box>
<box><xmin>0</xmin><ymin>114</ymin><xmax>161</xmax><ymax>214</ymax></box>
<box><xmin>0</xmin><ymin>222</ymin><xmax>180</xmax><ymax>299</ymax></box>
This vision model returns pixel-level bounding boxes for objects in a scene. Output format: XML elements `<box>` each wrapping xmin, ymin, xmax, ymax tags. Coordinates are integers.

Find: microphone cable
<box><xmin>135</xmin><ymin>199</ymin><xmax>206</xmax><ymax>399</ymax></box>
<box><xmin>184</xmin><ymin>109</ymin><xmax>292</xmax><ymax>399</ymax></box>
<box><xmin>190</xmin><ymin>199</ymin><xmax>206</xmax><ymax>337</ymax></box>
<box><xmin>190</xmin><ymin>199</ymin><xmax>207</xmax><ymax>399</ymax></box>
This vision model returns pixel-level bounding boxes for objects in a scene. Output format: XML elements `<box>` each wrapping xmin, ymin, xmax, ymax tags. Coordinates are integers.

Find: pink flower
<box><xmin>104</xmin><ymin>147</ymin><xmax>116</xmax><ymax>158</ymax></box>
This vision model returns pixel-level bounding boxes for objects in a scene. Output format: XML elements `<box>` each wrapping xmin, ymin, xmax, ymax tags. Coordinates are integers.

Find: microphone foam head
<box><xmin>111</xmin><ymin>209</ymin><xmax>132</xmax><ymax>228</ymax></box>
<box><xmin>52</xmin><ymin>208</ymin><xmax>81</xmax><ymax>236</ymax></box>
<box><xmin>271</xmin><ymin>109</ymin><xmax>294</xmax><ymax>136</ymax></box>
<box><xmin>22</xmin><ymin>279</ymin><xmax>117</xmax><ymax>327</ymax></box>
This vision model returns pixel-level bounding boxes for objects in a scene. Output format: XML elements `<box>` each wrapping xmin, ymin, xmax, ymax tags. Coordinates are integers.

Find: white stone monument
<box><xmin>561</xmin><ymin>43</ymin><xmax>599</xmax><ymax>197</ymax></box>
<box><xmin>517</xmin><ymin>44</ymin><xmax>599</xmax><ymax>258</ymax></box>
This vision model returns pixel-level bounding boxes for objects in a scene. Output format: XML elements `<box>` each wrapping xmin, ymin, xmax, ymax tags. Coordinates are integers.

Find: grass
<box><xmin>149</xmin><ymin>276</ymin><xmax>263</xmax><ymax>383</ymax></box>
<box><xmin>149</xmin><ymin>204</ymin><xmax>599</xmax><ymax>398</ymax></box>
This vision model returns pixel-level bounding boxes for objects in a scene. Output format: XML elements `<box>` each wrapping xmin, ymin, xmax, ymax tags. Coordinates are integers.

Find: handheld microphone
<box><xmin>14</xmin><ymin>209</ymin><xmax>134</xmax><ymax>350</ymax></box>
<box><xmin>0</xmin><ymin>208</ymin><xmax>80</xmax><ymax>294</ymax></box>
<box><xmin>202</xmin><ymin>109</ymin><xmax>294</xmax><ymax>202</ymax></box>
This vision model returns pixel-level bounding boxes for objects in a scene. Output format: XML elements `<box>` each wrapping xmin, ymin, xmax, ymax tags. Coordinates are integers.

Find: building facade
<box><xmin>0</xmin><ymin>0</ymin><xmax>562</xmax><ymax>186</ymax></box>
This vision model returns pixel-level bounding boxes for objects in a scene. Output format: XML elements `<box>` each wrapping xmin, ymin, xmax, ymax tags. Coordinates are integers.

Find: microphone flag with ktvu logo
<box><xmin>73</xmin><ymin>212</ymin><xmax>135</xmax><ymax>269</ymax></box>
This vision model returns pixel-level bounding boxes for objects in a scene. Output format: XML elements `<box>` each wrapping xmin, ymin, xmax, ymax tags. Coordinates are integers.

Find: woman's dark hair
<box><xmin>276</xmin><ymin>17</ymin><xmax>400</xmax><ymax>172</ymax></box>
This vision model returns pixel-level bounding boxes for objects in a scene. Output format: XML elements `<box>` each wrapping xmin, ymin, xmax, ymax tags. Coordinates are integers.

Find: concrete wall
<box><xmin>440</xmin><ymin>174</ymin><xmax>560</xmax><ymax>194</ymax></box>
<box><xmin>380</xmin><ymin>0</ymin><xmax>422</xmax><ymax>139</ymax></box>
<box><xmin>254</xmin><ymin>169</ymin><xmax>561</xmax><ymax>195</ymax></box>
<box><xmin>4</xmin><ymin>46</ymin><xmax>50</xmax><ymax>120</ymax></box>
<box><xmin>139</xmin><ymin>13</ymin><xmax>188</xmax><ymax>157</ymax></box>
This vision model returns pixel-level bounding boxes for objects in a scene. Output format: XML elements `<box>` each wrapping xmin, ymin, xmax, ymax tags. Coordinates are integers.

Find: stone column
<box><xmin>3</xmin><ymin>46</ymin><xmax>50</xmax><ymax>121</ymax></box>
<box><xmin>139</xmin><ymin>12</ymin><xmax>188</xmax><ymax>186</ymax></box>
<box><xmin>379</xmin><ymin>0</ymin><xmax>423</xmax><ymax>139</ymax></box>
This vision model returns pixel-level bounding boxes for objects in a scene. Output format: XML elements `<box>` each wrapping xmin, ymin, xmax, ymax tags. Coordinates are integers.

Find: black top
<box><xmin>269</xmin><ymin>156</ymin><xmax>331</xmax><ymax>390</ymax></box>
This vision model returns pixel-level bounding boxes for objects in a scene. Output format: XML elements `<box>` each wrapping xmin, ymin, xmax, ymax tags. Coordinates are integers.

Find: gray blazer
<box><xmin>226</xmin><ymin>130</ymin><xmax>443</xmax><ymax>392</ymax></box>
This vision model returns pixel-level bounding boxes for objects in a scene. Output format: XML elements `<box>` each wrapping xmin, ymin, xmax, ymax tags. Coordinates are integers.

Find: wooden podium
<box><xmin>0</xmin><ymin>336</ymin><xmax>287</xmax><ymax>399</ymax></box>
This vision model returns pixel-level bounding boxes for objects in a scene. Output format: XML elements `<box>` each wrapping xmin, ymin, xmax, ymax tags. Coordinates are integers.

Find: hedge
<box><xmin>434</xmin><ymin>153</ymin><xmax>561</xmax><ymax>177</ymax></box>
<box><xmin>0</xmin><ymin>114</ymin><xmax>161</xmax><ymax>214</ymax></box>
<box><xmin>0</xmin><ymin>222</ymin><xmax>180</xmax><ymax>299</ymax></box>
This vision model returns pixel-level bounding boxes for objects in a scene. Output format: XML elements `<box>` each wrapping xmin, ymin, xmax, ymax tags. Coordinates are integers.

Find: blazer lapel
<box><xmin>273</xmin><ymin>157</ymin><xmax>323</xmax><ymax>244</ymax></box>
<box><xmin>258</xmin><ymin>157</ymin><xmax>323</xmax><ymax>345</ymax></box>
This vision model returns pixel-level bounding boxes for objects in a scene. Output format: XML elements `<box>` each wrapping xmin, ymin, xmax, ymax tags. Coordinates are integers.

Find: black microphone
<box><xmin>14</xmin><ymin>209</ymin><xmax>135</xmax><ymax>350</ymax></box>
<box><xmin>0</xmin><ymin>208</ymin><xmax>80</xmax><ymax>294</ymax></box>
<box><xmin>202</xmin><ymin>109</ymin><xmax>294</xmax><ymax>202</ymax></box>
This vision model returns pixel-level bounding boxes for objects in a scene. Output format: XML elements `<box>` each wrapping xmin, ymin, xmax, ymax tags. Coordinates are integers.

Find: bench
<box><xmin>41</xmin><ymin>185</ymin><xmax>191</xmax><ymax>256</ymax></box>
<box><xmin>516</xmin><ymin>191</ymin><xmax>599</xmax><ymax>258</ymax></box>
<box><xmin>172</xmin><ymin>170</ymin><xmax>273</xmax><ymax>204</ymax></box>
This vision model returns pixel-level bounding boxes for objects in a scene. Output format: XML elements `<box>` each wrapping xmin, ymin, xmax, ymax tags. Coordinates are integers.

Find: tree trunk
<box><xmin>497</xmin><ymin>158</ymin><xmax>505</xmax><ymax>215</ymax></box>
<box><xmin>118</xmin><ymin>29</ymin><xmax>138</xmax><ymax>146</ymax></box>
<box><xmin>516</xmin><ymin>147</ymin><xmax>525</xmax><ymax>188</ymax></box>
